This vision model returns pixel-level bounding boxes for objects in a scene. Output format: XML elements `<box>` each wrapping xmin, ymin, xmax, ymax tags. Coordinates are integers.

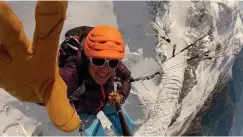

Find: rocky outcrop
<box><xmin>183</xmin><ymin>63</ymin><xmax>235</xmax><ymax>135</ymax></box>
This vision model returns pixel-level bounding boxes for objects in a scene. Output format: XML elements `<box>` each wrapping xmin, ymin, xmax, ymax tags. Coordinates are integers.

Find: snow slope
<box><xmin>0</xmin><ymin>1</ymin><xmax>243</xmax><ymax>136</ymax></box>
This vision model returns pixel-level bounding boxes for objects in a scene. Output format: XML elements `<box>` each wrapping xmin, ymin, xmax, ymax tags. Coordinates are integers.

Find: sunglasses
<box><xmin>89</xmin><ymin>58</ymin><xmax>120</xmax><ymax>69</ymax></box>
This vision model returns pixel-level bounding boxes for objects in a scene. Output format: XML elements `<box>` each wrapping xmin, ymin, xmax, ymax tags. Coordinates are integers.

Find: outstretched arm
<box><xmin>0</xmin><ymin>1</ymin><xmax>80</xmax><ymax>132</ymax></box>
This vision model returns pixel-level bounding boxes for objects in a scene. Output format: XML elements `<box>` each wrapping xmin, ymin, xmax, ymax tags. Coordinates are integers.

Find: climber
<box><xmin>57</xmin><ymin>25</ymin><xmax>135</xmax><ymax>136</ymax></box>
<box><xmin>0</xmin><ymin>1</ymin><xmax>135</xmax><ymax>134</ymax></box>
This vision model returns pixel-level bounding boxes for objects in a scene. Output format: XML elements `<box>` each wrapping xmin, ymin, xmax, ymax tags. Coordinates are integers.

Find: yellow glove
<box><xmin>108</xmin><ymin>92</ymin><xmax>125</xmax><ymax>106</ymax></box>
<box><xmin>0</xmin><ymin>1</ymin><xmax>79</xmax><ymax>132</ymax></box>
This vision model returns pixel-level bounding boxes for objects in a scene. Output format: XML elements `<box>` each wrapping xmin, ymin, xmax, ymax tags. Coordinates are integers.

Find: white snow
<box><xmin>0</xmin><ymin>1</ymin><xmax>243</xmax><ymax>136</ymax></box>
<box><xmin>134</xmin><ymin>1</ymin><xmax>243</xmax><ymax>136</ymax></box>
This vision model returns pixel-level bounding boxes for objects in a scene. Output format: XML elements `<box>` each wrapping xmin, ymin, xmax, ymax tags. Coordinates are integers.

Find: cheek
<box><xmin>108</xmin><ymin>69</ymin><xmax>115</xmax><ymax>75</ymax></box>
<box><xmin>92</xmin><ymin>67</ymin><xmax>100</xmax><ymax>73</ymax></box>
<box><xmin>88</xmin><ymin>64</ymin><xmax>96</xmax><ymax>76</ymax></box>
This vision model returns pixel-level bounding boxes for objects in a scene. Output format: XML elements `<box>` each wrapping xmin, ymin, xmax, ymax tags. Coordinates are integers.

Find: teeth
<box><xmin>98</xmin><ymin>72</ymin><xmax>107</xmax><ymax>77</ymax></box>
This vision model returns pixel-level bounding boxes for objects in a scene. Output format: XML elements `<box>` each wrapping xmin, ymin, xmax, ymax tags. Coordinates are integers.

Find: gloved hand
<box><xmin>0</xmin><ymin>1</ymin><xmax>79</xmax><ymax>132</ymax></box>
<box><xmin>108</xmin><ymin>92</ymin><xmax>125</xmax><ymax>106</ymax></box>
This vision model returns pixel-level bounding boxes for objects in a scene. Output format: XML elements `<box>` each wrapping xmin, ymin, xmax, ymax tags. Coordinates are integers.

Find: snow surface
<box><xmin>0</xmin><ymin>1</ymin><xmax>243</xmax><ymax>136</ymax></box>
<box><xmin>149</xmin><ymin>1</ymin><xmax>243</xmax><ymax>136</ymax></box>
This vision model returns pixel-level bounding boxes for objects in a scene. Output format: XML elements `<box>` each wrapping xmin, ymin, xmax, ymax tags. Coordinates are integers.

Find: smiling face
<box><xmin>88</xmin><ymin>61</ymin><xmax>115</xmax><ymax>85</ymax></box>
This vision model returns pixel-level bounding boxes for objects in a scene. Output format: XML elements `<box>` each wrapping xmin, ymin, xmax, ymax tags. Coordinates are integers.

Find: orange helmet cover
<box><xmin>84</xmin><ymin>25</ymin><xmax>125</xmax><ymax>60</ymax></box>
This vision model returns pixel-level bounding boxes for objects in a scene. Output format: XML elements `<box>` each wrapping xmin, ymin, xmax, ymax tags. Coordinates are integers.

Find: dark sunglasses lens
<box><xmin>92</xmin><ymin>58</ymin><xmax>105</xmax><ymax>67</ymax></box>
<box><xmin>109</xmin><ymin>60</ymin><xmax>120</xmax><ymax>68</ymax></box>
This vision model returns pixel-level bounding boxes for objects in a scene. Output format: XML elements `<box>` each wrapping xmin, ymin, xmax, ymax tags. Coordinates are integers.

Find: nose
<box><xmin>100</xmin><ymin>63</ymin><xmax>110</xmax><ymax>72</ymax></box>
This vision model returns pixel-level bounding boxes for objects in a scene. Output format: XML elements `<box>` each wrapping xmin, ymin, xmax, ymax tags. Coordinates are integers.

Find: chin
<box><xmin>96</xmin><ymin>79</ymin><xmax>107</xmax><ymax>85</ymax></box>
<box><xmin>94</xmin><ymin>76</ymin><xmax>109</xmax><ymax>85</ymax></box>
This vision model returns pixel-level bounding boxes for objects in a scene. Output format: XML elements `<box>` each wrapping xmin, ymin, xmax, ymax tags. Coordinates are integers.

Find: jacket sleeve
<box><xmin>115</xmin><ymin>62</ymin><xmax>133</xmax><ymax>100</ymax></box>
<box><xmin>59</xmin><ymin>62</ymin><xmax>80</xmax><ymax>97</ymax></box>
<box><xmin>36</xmin><ymin>62</ymin><xmax>79</xmax><ymax>107</ymax></box>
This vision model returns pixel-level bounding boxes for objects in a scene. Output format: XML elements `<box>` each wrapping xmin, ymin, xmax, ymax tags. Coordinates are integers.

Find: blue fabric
<box><xmin>78</xmin><ymin>113</ymin><xmax>106</xmax><ymax>136</ymax></box>
<box><xmin>78</xmin><ymin>103</ymin><xmax>136</xmax><ymax>136</ymax></box>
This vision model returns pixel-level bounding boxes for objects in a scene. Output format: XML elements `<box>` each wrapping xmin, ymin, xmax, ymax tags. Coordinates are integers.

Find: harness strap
<box><xmin>100</xmin><ymin>85</ymin><xmax>106</xmax><ymax>101</ymax></box>
<box><xmin>97</xmin><ymin>85</ymin><xmax>106</xmax><ymax>112</ymax></box>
